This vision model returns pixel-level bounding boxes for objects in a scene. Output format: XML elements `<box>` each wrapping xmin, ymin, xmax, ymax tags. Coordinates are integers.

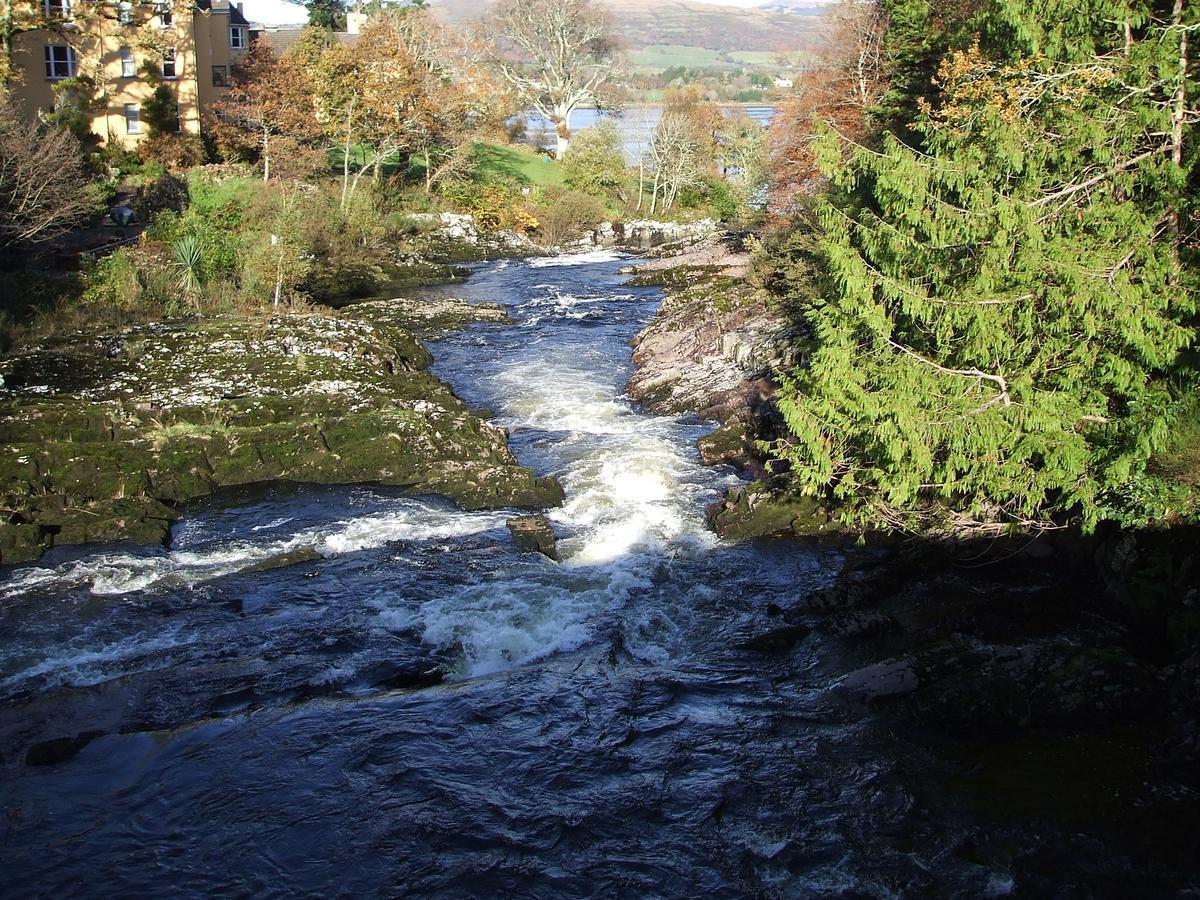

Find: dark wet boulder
<box><xmin>735</xmin><ymin>623</ymin><xmax>811</xmax><ymax>654</ymax></box>
<box><xmin>238</xmin><ymin>546</ymin><xmax>323</xmax><ymax>575</ymax></box>
<box><xmin>835</xmin><ymin>659</ymin><xmax>921</xmax><ymax>703</ymax></box>
<box><xmin>507</xmin><ymin>514</ymin><xmax>558</xmax><ymax>560</ymax></box>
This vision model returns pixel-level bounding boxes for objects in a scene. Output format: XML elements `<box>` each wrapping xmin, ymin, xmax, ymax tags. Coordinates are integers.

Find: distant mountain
<box><xmin>430</xmin><ymin>0</ymin><xmax>823</xmax><ymax>53</ymax></box>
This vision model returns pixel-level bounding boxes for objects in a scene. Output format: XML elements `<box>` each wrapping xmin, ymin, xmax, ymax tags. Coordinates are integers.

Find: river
<box><xmin>0</xmin><ymin>252</ymin><xmax>1182</xmax><ymax>896</ymax></box>
<box><xmin>522</xmin><ymin>106</ymin><xmax>776</xmax><ymax>161</ymax></box>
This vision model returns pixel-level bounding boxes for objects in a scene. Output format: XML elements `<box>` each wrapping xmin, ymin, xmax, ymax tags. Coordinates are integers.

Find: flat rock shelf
<box><xmin>0</xmin><ymin>300</ymin><xmax>562</xmax><ymax>564</ymax></box>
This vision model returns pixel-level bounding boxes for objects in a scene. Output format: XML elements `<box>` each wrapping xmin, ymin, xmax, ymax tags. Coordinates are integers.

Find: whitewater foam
<box><xmin>528</xmin><ymin>249</ymin><xmax>626</xmax><ymax>268</ymax></box>
<box><xmin>1</xmin><ymin>501</ymin><xmax>508</xmax><ymax>599</ymax></box>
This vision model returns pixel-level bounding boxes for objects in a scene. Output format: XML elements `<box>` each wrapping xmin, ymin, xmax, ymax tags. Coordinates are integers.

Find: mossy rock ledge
<box><xmin>707</xmin><ymin>483</ymin><xmax>841</xmax><ymax>542</ymax></box>
<box><xmin>0</xmin><ymin>301</ymin><xmax>561</xmax><ymax>565</ymax></box>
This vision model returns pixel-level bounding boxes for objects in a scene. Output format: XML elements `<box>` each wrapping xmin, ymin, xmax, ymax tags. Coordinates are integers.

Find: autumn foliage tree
<box><xmin>207</xmin><ymin>41</ymin><xmax>323</xmax><ymax>181</ymax></box>
<box><xmin>770</xmin><ymin>0</ymin><xmax>888</xmax><ymax>210</ymax></box>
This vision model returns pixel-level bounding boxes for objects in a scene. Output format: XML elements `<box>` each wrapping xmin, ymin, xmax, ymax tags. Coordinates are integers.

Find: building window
<box><xmin>119</xmin><ymin>46</ymin><xmax>135</xmax><ymax>78</ymax></box>
<box><xmin>211</xmin><ymin>65</ymin><xmax>227</xmax><ymax>86</ymax></box>
<box><xmin>158</xmin><ymin>2</ymin><xmax>172</xmax><ymax>26</ymax></box>
<box><xmin>229</xmin><ymin>26</ymin><xmax>245</xmax><ymax>49</ymax></box>
<box><xmin>42</xmin><ymin>0</ymin><xmax>70</xmax><ymax>18</ymax></box>
<box><xmin>43</xmin><ymin>45</ymin><xmax>76</xmax><ymax>80</ymax></box>
<box><xmin>124</xmin><ymin>103</ymin><xmax>141</xmax><ymax>134</ymax></box>
<box><xmin>162</xmin><ymin>47</ymin><xmax>177</xmax><ymax>79</ymax></box>
<box><xmin>171</xmin><ymin>102</ymin><xmax>182</xmax><ymax>133</ymax></box>
<box><xmin>117</xmin><ymin>1</ymin><xmax>132</xmax><ymax>25</ymax></box>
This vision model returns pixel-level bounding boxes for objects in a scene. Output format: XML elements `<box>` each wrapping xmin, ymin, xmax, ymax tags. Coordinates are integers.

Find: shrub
<box><xmin>561</xmin><ymin>121</ymin><xmax>627</xmax><ymax>198</ymax></box>
<box><xmin>139</xmin><ymin>134</ymin><xmax>205</xmax><ymax>169</ymax></box>
<box><xmin>132</xmin><ymin>173</ymin><xmax>189</xmax><ymax>222</ymax></box>
<box><xmin>80</xmin><ymin>245</ymin><xmax>177</xmax><ymax>310</ymax></box>
<box><xmin>532</xmin><ymin>187</ymin><xmax>606</xmax><ymax>246</ymax></box>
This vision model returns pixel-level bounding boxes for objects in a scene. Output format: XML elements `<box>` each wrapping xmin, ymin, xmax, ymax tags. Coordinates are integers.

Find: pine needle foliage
<box><xmin>775</xmin><ymin>0</ymin><xmax>1198</xmax><ymax>532</ymax></box>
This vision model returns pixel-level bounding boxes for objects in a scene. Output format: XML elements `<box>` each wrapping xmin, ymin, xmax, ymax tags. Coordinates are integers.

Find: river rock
<box><xmin>0</xmin><ymin>310</ymin><xmax>562</xmax><ymax>564</ymax></box>
<box><xmin>706</xmin><ymin>484</ymin><xmax>837</xmax><ymax>541</ymax></box>
<box><xmin>615</xmin><ymin>219</ymin><xmax>721</xmax><ymax>252</ymax></box>
<box><xmin>735</xmin><ymin>623</ymin><xmax>811</xmax><ymax>654</ymax></box>
<box><xmin>835</xmin><ymin>659</ymin><xmax>921</xmax><ymax>702</ymax></box>
<box><xmin>623</xmin><ymin>243</ymin><xmax>802</xmax><ymax>487</ymax></box>
<box><xmin>237</xmin><ymin>546</ymin><xmax>324</xmax><ymax>575</ymax></box>
<box><xmin>507</xmin><ymin>514</ymin><xmax>558</xmax><ymax>560</ymax></box>
<box><xmin>407</xmin><ymin>212</ymin><xmax>539</xmax><ymax>260</ymax></box>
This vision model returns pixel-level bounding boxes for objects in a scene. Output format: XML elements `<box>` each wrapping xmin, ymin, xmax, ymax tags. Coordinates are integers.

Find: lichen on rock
<box><xmin>0</xmin><ymin>302</ymin><xmax>560</xmax><ymax>565</ymax></box>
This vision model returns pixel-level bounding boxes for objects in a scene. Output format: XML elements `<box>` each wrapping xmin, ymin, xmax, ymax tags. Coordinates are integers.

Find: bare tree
<box><xmin>0</xmin><ymin>100</ymin><xmax>95</xmax><ymax>250</ymax></box>
<box><xmin>648</xmin><ymin>112</ymin><xmax>704</xmax><ymax>214</ymax></box>
<box><xmin>484</xmin><ymin>0</ymin><xmax>618</xmax><ymax>156</ymax></box>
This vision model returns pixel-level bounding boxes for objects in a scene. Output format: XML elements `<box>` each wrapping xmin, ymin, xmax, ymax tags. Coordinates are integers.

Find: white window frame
<box><xmin>119</xmin><ymin>46</ymin><xmax>135</xmax><ymax>78</ymax></box>
<box><xmin>229</xmin><ymin>26</ymin><xmax>245</xmax><ymax>49</ymax></box>
<box><xmin>162</xmin><ymin>47</ymin><xmax>177</xmax><ymax>79</ymax></box>
<box><xmin>124</xmin><ymin>103</ymin><xmax>141</xmax><ymax>135</ymax></box>
<box><xmin>43</xmin><ymin>44</ymin><xmax>76</xmax><ymax>80</ymax></box>
<box><xmin>42</xmin><ymin>0</ymin><xmax>71</xmax><ymax>19</ymax></box>
<box><xmin>211</xmin><ymin>64</ymin><xmax>227</xmax><ymax>87</ymax></box>
<box><xmin>117</xmin><ymin>1</ymin><xmax>132</xmax><ymax>25</ymax></box>
<box><xmin>158</xmin><ymin>2</ymin><xmax>173</xmax><ymax>27</ymax></box>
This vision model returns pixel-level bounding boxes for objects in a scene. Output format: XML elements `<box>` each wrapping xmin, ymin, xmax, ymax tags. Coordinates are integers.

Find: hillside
<box><xmin>430</xmin><ymin>0</ymin><xmax>823</xmax><ymax>53</ymax></box>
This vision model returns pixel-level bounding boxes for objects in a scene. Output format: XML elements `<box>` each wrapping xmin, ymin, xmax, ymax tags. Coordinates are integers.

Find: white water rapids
<box><xmin>0</xmin><ymin>249</ymin><xmax>738</xmax><ymax>686</ymax></box>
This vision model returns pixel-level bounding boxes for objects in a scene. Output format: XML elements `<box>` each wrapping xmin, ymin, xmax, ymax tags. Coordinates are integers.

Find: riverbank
<box><xmin>621</xmin><ymin>234</ymin><xmax>1200</xmax><ymax>869</ymax></box>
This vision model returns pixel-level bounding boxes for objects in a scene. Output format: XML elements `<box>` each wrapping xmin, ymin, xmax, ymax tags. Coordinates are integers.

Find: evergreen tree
<box><xmin>775</xmin><ymin>0</ymin><xmax>1198</xmax><ymax>531</ymax></box>
<box><xmin>306</xmin><ymin>0</ymin><xmax>347</xmax><ymax>30</ymax></box>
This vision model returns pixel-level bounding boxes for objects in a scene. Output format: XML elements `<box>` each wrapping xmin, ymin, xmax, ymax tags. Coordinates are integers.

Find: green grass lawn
<box><xmin>330</xmin><ymin>144</ymin><xmax>409</xmax><ymax>175</ymax></box>
<box><xmin>470</xmin><ymin>142</ymin><xmax>564</xmax><ymax>187</ymax></box>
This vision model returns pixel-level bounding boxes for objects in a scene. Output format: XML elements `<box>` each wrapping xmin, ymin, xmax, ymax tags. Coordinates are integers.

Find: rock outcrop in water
<box><xmin>625</xmin><ymin>236</ymin><xmax>794</xmax><ymax>426</ymax></box>
<box><xmin>409</xmin><ymin>211</ymin><xmax>722</xmax><ymax>258</ymax></box>
<box><xmin>622</xmin><ymin>235</ymin><xmax>827</xmax><ymax>538</ymax></box>
<box><xmin>0</xmin><ymin>299</ymin><xmax>562</xmax><ymax>565</ymax></box>
<box><xmin>506</xmin><ymin>514</ymin><xmax>558</xmax><ymax>561</ymax></box>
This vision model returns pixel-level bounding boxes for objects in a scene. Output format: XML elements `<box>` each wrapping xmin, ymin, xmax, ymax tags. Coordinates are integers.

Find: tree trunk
<box><xmin>262</xmin><ymin>127</ymin><xmax>270</xmax><ymax>182</ymax></box>
<box><xmin>636</xmin><ymin>160</ymin><xmax>645</xmax><ymax>213</ymax></box>
<box><xmin>425</xmin><ymin>147</ymin><xmax>432</xmax><ymax>193</ymax></box>
<box><xmin>553</xmin><ymin>108</ymin><xmax>571</xmax><ymax>156</ymax></box>
<box><xmin>1169</xmin><ymin>0</ymin><xmax>1189</xmax><ymax>283</ymax></box>
<box><xmin>340</xmin><ymin>101</ymin><xmax>354</xmax><ymax>212</ymax></box>
<box><xmin>348</xmin><ymin>150</ymin><xmax>372</xmax><ymax>206</ymax></box>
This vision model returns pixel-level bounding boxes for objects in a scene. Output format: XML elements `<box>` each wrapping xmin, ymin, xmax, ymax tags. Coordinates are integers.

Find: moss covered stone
<box><xmin>0</xmin><ymin>304</ymin><xmax>561</xmax><ymax>564</ymax></box>
<box><xmin>707</xmin><ymin>484</ymin><xmax>838</xmax><ymax>541</ymax></box>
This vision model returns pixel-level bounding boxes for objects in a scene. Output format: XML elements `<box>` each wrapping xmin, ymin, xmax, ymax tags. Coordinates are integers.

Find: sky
<box><xmin>245</xmin><ymin>0</ymin><xmax>772</xmax><ymax>27</ymax></box>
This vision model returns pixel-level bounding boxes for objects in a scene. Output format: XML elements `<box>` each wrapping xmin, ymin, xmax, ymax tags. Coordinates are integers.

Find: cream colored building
<box><xmin>6</xmin><ymin>0</ymin><xmax>252</xmax><ymax>148</ymax></box>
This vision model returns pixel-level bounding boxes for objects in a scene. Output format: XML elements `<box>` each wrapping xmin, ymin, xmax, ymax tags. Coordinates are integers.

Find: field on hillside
<box><xmin>627</xmin><ymin>45</ymin><xmax>819</xmax><ymax>73</ymax></box>
<box><xmin>627</xmin><ymin>45</ymin><xmax>727</xmax><ymax>70</ymax></box>
<box><xmin>431</xmin><ymin>0</ymin><xmax>824</xmax><ymax>54</ymax></box>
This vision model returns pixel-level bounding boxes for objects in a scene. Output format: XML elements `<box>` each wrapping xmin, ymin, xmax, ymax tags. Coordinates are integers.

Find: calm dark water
<box><xmin>0</xmin><ymin>252</ymin><xmax>1189</xmax><ymax>897</ymax></box>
